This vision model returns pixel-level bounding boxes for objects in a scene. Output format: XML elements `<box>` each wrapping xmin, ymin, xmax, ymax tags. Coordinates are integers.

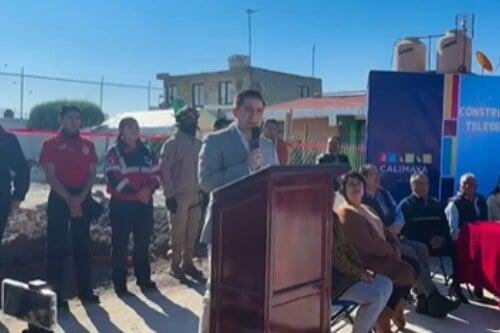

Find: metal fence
<box><xmin>0</xmin><ymin>68</ymin><xmax>163</xmax><ymax>118</ymax></box>
<box><xmin>288</xmin><ymin>139</ymin><xmax>365</xmax><ymax>169</ymax></box>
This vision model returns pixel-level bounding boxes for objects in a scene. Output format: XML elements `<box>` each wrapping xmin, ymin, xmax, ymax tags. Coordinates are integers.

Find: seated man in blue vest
<box><xmin>361</xmin><ymin>164</ymin><xmax>460</xmax><ymax>317</ymax></box>
<box><xmin>399</xmin><ymin>173</ymin><xmax>465</xmax><ymax>302</ymax></box>
<box><xmin>445</xmin><ymin>173</ymin><xmax>489</xmax><ymax>302</ymax></box>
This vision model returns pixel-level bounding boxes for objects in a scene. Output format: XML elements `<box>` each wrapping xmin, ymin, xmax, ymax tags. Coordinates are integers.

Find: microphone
<box><xmin>249</xmin><ymin>126</ymin><xmax>261</xmax><ymax>150</ymax></box>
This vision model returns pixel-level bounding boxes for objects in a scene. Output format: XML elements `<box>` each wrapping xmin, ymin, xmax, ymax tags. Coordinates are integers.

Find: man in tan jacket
<box><xmin>161</xmin><ymin>106</ymin><xmax>205</xmax><ymax>281</ymax></box>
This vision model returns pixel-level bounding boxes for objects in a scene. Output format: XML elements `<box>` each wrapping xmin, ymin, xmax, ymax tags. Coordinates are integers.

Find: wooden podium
<box><xmin>210</xmin><ymin>165</ymin><xmax>348</xmax><ymax>333</ymax></box>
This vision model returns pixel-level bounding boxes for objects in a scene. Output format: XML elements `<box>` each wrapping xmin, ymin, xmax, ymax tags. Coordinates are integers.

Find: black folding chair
<box><xmin>330</xmin><ymin>300</ymin><xmax>357</xmax><ymax>328</ymax></box>
<box><xmin>431</xmin><ymin>256</ymin><xmax>451</xmax><ymax>286</ymax></box>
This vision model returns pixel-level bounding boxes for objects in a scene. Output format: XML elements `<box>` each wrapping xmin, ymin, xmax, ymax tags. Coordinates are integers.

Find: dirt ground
<box><xmin>1</xmin><ymin>185</ymin><xmax>499</xmax><ymax>332</ymax></box>
<box><xmin>1</xmin><ymin>259</ymin><xmax>499</xmax><ymax>333</ymax></box>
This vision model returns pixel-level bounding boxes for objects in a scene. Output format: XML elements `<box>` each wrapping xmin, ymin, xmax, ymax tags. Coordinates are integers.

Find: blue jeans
<box><xmin>338</xmin><ymin>275</ymin><xmax>393</xmax><ymax>333</ymax></box>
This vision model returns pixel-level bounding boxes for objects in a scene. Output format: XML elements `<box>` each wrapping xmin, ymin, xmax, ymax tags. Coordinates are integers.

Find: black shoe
<box><xmin>169</xmin><ymin>263</ymin><xmax>187</xmax><ymax>281</ymax></box>
<box><xmin>182</xmin><ymin>263</ymin><xmax>206</xmax><ymax>282</ymax></box>
<box><xmin>79</xmin><ymin>292</ymin><xmax>100</xmax><ymax>304</ymax></box>
<box><xmin>114</xmin><ymin>285</ymin><xmax>131</xmax><ymax>297</ymax></box>
<box><xmin>415</xmin><ymin>295</ymin><xmax>429</xmax><ymax>315</ymax></box>
<box><xmin>438</xmin><ymin>293</ymin><xmax>461</xmax><ymax>312</ymax></box>
<box><xmin>472</xmin><ymin>288</ymin><xmax>497</xmax><ymax>305</ymax></box>
<box><xmin>427</xmin><ymin>292</ymin><xmax>457</xmax><ymax>318</ymax></box>
<box><xmin>449</xmin><ymin>284</ymin><xmax>469</xmax><ymax>304</ymax></box>
<box><xmin>138</xmin><ymin>280</ymin><xmax>157</xmax><ymax>291</ymax></box>
<box><xmin>57</xmin><ymin>299</ymin><xmax>70</xmax><ymax>310</ymax></box>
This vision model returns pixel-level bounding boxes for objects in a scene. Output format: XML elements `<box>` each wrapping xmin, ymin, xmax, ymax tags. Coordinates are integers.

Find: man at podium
<box><xmin>197</xmin><ymin>89</ymin><xmax>279</xmax><ymax>333</ymax></box>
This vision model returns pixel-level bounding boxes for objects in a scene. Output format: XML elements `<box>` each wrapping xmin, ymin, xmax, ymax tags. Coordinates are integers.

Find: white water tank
<box><xmin>437</xmin><ymin>30</ymin><xmax>472</xmax><ymax>73</ymax></box>
<box><xmin>394</xmin><ymin>38</ymin><xmax>426</xmax><ymax>72</ymax></box>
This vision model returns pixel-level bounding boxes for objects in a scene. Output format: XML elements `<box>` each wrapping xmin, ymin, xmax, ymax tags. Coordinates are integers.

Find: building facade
<box><xmin>156</xmin><ymin>55</ymin><xmax>322</xmax><ymax>116</ymax></box>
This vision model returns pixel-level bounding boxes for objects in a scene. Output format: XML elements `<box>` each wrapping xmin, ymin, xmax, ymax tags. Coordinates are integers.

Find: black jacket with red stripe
<box><xmin>105</xmin><ymin>142</ymin><xmax>160</xmax><ymax>202</ymax></box>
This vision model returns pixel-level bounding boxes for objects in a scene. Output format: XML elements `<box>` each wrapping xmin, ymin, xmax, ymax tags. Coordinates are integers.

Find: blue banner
<box><xmin>456</xmin><ymin>75</ymin><xmax>500</xmax><ymax>196</ymax></box>
<box><xmin>366</xmin><ymin>71</ymin><xmax>444</xmax><ymax>201</ymax></box>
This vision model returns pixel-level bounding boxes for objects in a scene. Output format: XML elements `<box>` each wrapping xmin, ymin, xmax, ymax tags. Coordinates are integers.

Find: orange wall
<box><xmin>291</xmin><ymin>117</ymin><xmax>339</xmax><ymax>143</ymax></box>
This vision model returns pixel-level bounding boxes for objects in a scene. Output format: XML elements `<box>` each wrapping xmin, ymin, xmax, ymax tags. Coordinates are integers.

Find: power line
<box><xmin>0</xmin><ymin>71</ymin><xmax>162</xmax><ymax>90</ymax></box>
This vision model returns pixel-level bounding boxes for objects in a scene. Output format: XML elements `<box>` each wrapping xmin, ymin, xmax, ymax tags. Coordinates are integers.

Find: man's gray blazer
<box><xmin>198</xmin><ymin>124</ymin><xmax>279</xmax><ymax>244</ymax></box>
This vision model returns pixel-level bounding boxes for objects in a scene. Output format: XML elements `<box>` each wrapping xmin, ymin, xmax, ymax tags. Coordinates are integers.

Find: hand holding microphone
<box><xmin>248</xmin><ymin>126</ymin><xmax>263</xmax><ymax>172</ymax></box>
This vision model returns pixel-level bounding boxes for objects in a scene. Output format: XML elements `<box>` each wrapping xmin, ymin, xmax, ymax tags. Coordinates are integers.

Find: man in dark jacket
<box><xmin>445</xmin><ymin>173</ymin><xmax>489</xmax><ymax>302</ymax></box>
<box><xmin>0</xmin><ymin>124</ymin><xmax>30</xmax><ymax>266</ymax></box>
<box><xmin>316</xmin><ymin>135</ymin><xmax>351</xmax><ymax>167</ymax></box>
<box><xmin>361</xmin><ymin>164</ymin><xmax>461</xmax><ymax>317</ymax></box>
<box><xmin>399</xmin><ymin>173</ymin><xmax>463</xmax><ymax>302</ymax></box>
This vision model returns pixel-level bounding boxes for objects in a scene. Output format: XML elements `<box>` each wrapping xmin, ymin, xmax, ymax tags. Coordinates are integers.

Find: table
<box><xmin>456</xmin><ymin>222</ymin><xmax>500</xmax><ymax>298</ymax></box>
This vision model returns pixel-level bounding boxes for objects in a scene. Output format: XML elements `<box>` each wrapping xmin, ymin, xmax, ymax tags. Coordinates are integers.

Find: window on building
<box><xmin>297</xmin><ymin>85</ymin><xmax>311</xmax><ymax>98</ymax></box>
<box><xmin>218</xmin><ymin>81</ymin><xmax>234</xmax><ymax>105</ymax></box>
<box><xmin>168</xmin><ymin>84</ymin><xmax>177</xmax><ymax>103</ymax></box>
<box><xmin>192</xmin><ymin>83</ymin><xmax>205</xmax><ymax>107</ymax></box>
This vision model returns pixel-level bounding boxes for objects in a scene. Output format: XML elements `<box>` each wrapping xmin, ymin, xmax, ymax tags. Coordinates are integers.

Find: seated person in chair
<box><xmin>360</xmin><ymin>165</ymin><xmax>461</xmax><ymax>315</ymax></box>
<box><xmin>332</xmin><ymin>191</ymin><xmax>393</xmax><ymax>333</ymax></box>
<box><xmin>399</xmin><ymin>173</ymin><xmax>464</xmax><ymax>303</ymax></box>
<box><xmin>337</xmin><ymin>171</ymin><xmax>419</xmax><ymax>332</ymax></box>
<box><xmin>445</xmin><ymin>173</ymin><xmax>490</xmax><ymax>303</ymax></box>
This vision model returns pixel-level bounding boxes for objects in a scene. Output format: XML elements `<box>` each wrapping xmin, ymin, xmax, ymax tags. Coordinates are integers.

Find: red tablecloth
<box><xmin>457</xmin><ymin>222</ymin><xmax>500</xmax><ymax>297</ymax></box>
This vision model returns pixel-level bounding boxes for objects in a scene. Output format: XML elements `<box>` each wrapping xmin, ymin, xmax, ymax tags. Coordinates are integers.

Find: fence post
<box><xmin>284</xmin><ymin>109</ymin><xmax>293</xmax><ymax>142</ymax></box>
<box><xmin>147</xmin><ymin>81</ymin><xmax>151</xmax><ymax>110</ymax></box>
<box><xmin>99</xmin><ymin>76</ymin><xmax>104</xmax><ymax>109</ymax></box>
<box><xmin>20</xmin><ymin>67</ymin><xmax>24</xmax><ymax>119</ymax></box>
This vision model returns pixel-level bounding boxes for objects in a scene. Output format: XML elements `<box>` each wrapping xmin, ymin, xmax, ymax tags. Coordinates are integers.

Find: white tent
<box><xmin>91</xmin><ymin>109</ymin><xmax>176</xmax><ymax>136</ymax></box>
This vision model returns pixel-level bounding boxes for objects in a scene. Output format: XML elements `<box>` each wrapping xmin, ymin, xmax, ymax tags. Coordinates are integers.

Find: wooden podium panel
<box><xmin>272</xmin><ymin>185</ymin><xmax>325</xmax><ymax>291</ymax></box>
<box><xmin>210</xmin><ymin>165</ymin><xmax>348</xmax><ymax>333</ymax></box>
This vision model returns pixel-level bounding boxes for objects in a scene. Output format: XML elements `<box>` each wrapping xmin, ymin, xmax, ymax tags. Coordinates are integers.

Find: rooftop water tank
<box><xmin>437</xmin><ymin>29</ymin><xmax>472</xmax><ymax>73</ymax></box>
<box><xmin>228</xmin><ymin>55</ymin><xmax>251</xmax><ymax>69</ymax></box>
<box><xmin>394</xmin><ymin>38</ymin><xmax>426</xmax><ymax>72</ymax></box>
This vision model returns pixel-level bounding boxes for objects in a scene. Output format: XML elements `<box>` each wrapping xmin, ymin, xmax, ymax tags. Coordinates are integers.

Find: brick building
<box><xmin>156</xmin><ymin>55</ymin><xmax>322</xmax><ymax>118</ymax></box>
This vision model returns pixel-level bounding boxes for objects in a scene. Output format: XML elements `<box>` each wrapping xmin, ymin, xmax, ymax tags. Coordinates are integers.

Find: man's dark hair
<box><xmin>213</xmin><ymin>117</ymin><xmax>232</xmax><ymax>131</ymax></box>
<box><xmin>234</xmin><ymin>89</ymin><xmax>265</xmax><ymax>109</ymax></box>
<box><xmin>59</xmin><ymin>105</ymin><xmax>81</xmax><ymax>117</ymax></box>
<box><xmin>265</xmin><ymin>119</ymin><xmax>279</xmax><ymax>127</ymax></box>
<box><xmin>340</xmin><ymin>171</ymin><xmax>366</xmax><ymax>204</ymax></box>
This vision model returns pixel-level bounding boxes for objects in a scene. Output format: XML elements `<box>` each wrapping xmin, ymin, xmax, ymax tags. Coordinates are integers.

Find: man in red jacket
<box><xmin>39</xmin><ymin>105</ymin><xmax>99</xmax><ymax>308</ymax></box>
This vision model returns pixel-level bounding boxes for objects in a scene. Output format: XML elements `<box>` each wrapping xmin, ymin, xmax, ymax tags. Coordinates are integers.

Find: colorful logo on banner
<box><xmin>366</xmin><ymin>71</ymin><xmax>445</xmax><ymax>201</ymax></box>
<box><xmin>378</xmin><ymin>152</ymin><xmax>433</xmax><ymax>173</ymax></box>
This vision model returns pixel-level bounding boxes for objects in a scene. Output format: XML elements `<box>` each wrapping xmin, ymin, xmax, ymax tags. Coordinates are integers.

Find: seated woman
<box><xmin>332</xmin><ymin>190</ymin><xmax>393</xmax><ymax>333</ymax></box>
<box><xmin>336</xmin><ymin>171</ymin><xmax>417</xmax><ymax>332</ymax></box>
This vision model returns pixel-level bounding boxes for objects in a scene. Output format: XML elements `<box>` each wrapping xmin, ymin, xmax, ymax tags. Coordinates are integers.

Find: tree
<box><xmin>3</xmin><ymin>109</ymin><xmax>14</xmax><ymax>119</ymax></box>
<box><xmin>28</xmin><ymin>100</ymin><xmax>105</xmax><ymax>130</ymax></box>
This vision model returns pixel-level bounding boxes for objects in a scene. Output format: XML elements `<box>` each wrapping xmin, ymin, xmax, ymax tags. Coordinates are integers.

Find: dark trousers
<box><xmin>0</xmin><ymin>191</ymin><xmax>11</xmax><ymax>269</ymax></box>
<box><xmin>109</xmin><ymin>199</ymin><xmax>154</xmax><ymax>288</ymax></box>
<box><xmin>428</xmin><ymin>238</ymin><xmax>459</xmax><ymax>283</ymax></box>
<box><xmin>46</xmin><ymin>190</ymin><xmax>92</xmax><ymax>299</ymax></box>
<box><xmin>387</xmin><ymin>255</ymin><xmax>421</xmax><ymax>310</ymax></box>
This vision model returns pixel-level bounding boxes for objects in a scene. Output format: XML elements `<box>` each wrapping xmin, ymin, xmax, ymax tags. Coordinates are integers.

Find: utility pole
<box><xmin>20</xmin><ymin>67</ymin><xmax>24</xmax><ymax>119</ymax></box>
<box><xmin>246</xmin><ymin>9</ymin><xmax>257</xmax><ymax>64</ymax></box>
<box><xmin>312</xmin><ymin>44</ymin><xmax>316</xmax><ymax>77</ymax></box>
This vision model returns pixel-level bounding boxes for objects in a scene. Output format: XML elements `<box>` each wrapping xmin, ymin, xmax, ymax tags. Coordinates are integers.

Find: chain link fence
<box><xmin>0</xmin><ymin>69</ymin><xmax>163</xmax><ymax>118</ymax></box>
<box><xmin>288</xmin><ymin>138</ymin><xmax>365</xmax><ymax>169</ymax></box>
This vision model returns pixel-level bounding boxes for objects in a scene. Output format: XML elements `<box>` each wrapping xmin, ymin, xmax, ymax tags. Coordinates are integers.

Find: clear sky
<box><xmin>1</xmin><ymin>0</ymin><xmax>500</xmax><ymax>117</ymax></box>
